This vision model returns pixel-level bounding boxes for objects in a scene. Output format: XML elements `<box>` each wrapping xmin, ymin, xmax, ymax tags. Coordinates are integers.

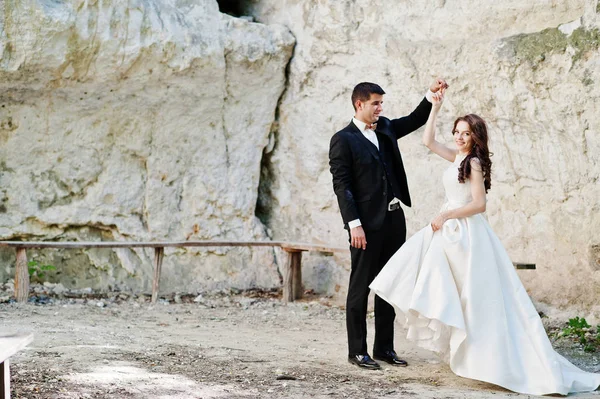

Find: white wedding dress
<box><xmin>369</xmin><ymin>154</ymin><xmax>600</xmax><ymax>396</ymax></box>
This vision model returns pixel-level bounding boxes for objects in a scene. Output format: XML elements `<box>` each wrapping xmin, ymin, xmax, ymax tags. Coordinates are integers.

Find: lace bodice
<box><xmin>442</xmin><ymin>154</ymin><xmax>473</xmax><ymax>209</ymax></box>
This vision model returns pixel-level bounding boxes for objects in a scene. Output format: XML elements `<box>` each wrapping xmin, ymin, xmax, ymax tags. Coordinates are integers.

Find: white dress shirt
<box><xmin>352</xmin><ymin>117</ymin><xmax>379</xmax><ymax>150</ymax></box>
<box><xmin>348</xmin><ymin>89</ymin><xmax>434</xmax><ymax>230</ymax></box>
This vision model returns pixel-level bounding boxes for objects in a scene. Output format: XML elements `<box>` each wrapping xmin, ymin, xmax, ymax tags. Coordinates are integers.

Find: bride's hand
<box><xmin>431</xmin><ymin>212</ymin><xmax>448</xmax><ymax>231</ymax></box>
<box><xmin>431</xmin><ymin>88</ymin><xmax>445</xmax><ymax>109</ymax></box>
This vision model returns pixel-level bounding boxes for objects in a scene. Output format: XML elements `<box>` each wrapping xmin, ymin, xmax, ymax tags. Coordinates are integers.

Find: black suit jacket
<box><xmin>329</xmin><ymin>97</ymin><xmax>432</xmax><ymax>231</ymax></box>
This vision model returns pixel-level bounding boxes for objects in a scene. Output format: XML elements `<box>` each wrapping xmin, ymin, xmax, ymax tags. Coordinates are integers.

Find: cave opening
<box><xmin>216</xmin><ymin>0</ymin><xmax>252</xmax><ymax>18</ymax></box>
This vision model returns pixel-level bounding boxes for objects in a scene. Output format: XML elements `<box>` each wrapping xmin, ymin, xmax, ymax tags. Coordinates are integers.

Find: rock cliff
<box><xmin>0</xmin><ymin>0</ymin><xmax>294</xmax><ymax>292</ymax></box>
<box><xmin>1</xmin><ymin>0</ymin><xmax>599</xmax><ymax>316</ymax></box>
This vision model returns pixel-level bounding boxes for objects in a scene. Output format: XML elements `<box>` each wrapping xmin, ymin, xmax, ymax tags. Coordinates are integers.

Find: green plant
<box><xmin>27</xmin><ymin>260</ymin><xmax>56</xmax><ymax>282</ymax></box>
<box><xmin>556</xmin><ymin>317</ymin><xmax>599</xmax><ymax>353</ymax></box>
<box><xmin>583</xmin><ymin>344</ymin><xmax>595</xmax><ymax>353</ymax></box>
<box><xmin>562</xmin><ymin>316</ymin><xmax>590</xmax><ymax>336</ymax></box>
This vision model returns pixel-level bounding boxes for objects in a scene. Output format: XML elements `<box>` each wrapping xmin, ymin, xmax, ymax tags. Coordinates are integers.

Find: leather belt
<box><xmin>388</xmin><ymin>198</ymin><xmax>401</xmax><ymax>212</ymax></box>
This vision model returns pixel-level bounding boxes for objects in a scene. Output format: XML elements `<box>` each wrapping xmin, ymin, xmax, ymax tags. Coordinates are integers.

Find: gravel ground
<box><xmin>2</xmin><ymin>287</ymin><xmax>600</xmax><ymax>399</ymax></box>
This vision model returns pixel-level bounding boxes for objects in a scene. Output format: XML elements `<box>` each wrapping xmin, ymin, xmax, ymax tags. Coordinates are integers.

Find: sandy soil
<box><xmin>2</xmin><ymin>290</ymin><xmax>600</xmax><ymax>399</ymax></box>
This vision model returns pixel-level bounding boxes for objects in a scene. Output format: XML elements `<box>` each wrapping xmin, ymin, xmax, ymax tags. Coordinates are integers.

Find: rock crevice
<box><xmin>1</xmin><ymin>0</ymin><xmax>599</xmax><ymax>316</ymax></box>
<box><xmin>0</xmin><ymin>0</ymin><xmax>295</xmax><ymax>293</ymax></box>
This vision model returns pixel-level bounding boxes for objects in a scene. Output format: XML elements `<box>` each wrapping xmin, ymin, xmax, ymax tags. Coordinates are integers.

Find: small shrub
<box><xmin>555</xmin><ymin>317</ymin><xmax>600</xmax><ymax>353</ymax></box>
<box><xmin>27</xmin><ymin>260</ymin><xmax>56</xmax><ymax>283</ymax></box>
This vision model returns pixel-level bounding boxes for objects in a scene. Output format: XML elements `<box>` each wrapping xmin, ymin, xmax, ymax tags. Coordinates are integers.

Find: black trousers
<box><xmin>346</xmin><ymin>207</ymin><xmax>406</xmax><ymax>356</ymax></box>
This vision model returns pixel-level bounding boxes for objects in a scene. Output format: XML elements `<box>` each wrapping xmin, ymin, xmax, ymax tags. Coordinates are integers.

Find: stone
<box><xmin>33</xmin><ymin>285</ymin><xmax>46</xmax><ymax>294</ymax></box>
<box><xmin>2</xmin><ymin>0</ymin><xmax>599</xmax><ymax>318</ymax></box>
<box><xmin>0</xmin><ymin>0</ymin><xmax>294</xmax><ymax>295</ymax></box>
<box><xmin>245</xmin><ymin>0</ymin><xmax>600</xmax><ymax>316</ymax></box>
<box><xmin>589</xmin><ymin>244</ymin><xmax>600</xmax><ymax>271</ymax></box>
<box><xmin>4</xmin><ymin>282</ymin><xmax>14</xmax><ymax>292</ymax></box>
<box><xmin>53</xmin><ymin>283</ymin><xmax>67</xmax><ymax>295</ymax></box>
<box><xmin>236</xmin><ymin>297</ymin><xmax>256</xmax><ymax>308</ymax></box>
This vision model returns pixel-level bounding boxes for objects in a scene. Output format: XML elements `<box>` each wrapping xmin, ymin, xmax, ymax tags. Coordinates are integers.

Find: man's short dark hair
<box><xmin>351</xmin><ymin>82</ymin><xmax>385</xmax><ymax>110</ymax></box>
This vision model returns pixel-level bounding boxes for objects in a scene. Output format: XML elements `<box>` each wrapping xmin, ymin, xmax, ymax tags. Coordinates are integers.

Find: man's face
<box><xmin>355</xmin><ymin>94</ymin><xmax>383</xmax><ymax>124</ymax></box>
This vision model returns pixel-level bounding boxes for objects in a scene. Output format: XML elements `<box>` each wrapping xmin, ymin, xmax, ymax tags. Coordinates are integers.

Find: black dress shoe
<box><xmin>348</xmin><ymin>354</ymin><xmax>381</xmax><ymax>370</ymax></box>
<box><xmin>373</xmin><ymin>350</ymin><xmax>408</xmax><ymax>366</ymax></box>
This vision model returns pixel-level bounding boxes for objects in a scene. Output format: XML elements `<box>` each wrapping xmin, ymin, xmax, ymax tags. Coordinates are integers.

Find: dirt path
<box><xmin>2</xmin><ymin>291</ymin><xmax>599</xmax><ymax>398</ymax></box>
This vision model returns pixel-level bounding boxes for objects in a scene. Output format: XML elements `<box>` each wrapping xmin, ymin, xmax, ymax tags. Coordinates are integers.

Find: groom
<box><xmin>329</xmin><ymin>78</ymin><xmax>447</xmax><ymax>370</ymax></box>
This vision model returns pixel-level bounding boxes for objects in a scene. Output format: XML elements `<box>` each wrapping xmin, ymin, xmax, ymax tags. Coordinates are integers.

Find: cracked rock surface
<box><xmin>247</xmin><ymin>0</ymin><xmax>600</xmax><ymax>315</ymax></box>
<box><xmin>1</xmin><ymin>0</ymin><xmax>600</xmax><ymax>316</ymax></box>
<box><xmin>0</xmin><ymin>0</ymin><xmax>294</xmax><ymax>293</ymax></box>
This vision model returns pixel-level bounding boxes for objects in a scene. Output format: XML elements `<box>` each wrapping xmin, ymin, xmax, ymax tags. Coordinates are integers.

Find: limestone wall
<box><xmin>246</xmin><ymin>0</ymin><xmax>600</xmax><ymax>317</ymax></box>
<box><xmin>1</xmin><ymin>0</ymin><xmax>599</xmax><ymax>317</ymax></box>
<box><xmin>0</xmin><ymin>0</ymin><xmax>294</xmax><ymax>292</ymax></box>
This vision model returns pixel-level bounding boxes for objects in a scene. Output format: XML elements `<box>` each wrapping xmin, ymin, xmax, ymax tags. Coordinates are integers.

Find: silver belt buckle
<box><xmin>388</xmin><ymin>197</ymin><xmax>401</xmax><ymax>211</ymax></box>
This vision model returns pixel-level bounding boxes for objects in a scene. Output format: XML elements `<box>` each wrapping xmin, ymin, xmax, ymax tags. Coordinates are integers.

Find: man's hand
<box><xmin>350</xmin><ymin>226</ymin><xmax>367</xmax><ymax>250</ymax></box>
<box><xmin>430</xmin><ymin>77</ymin><xmax>449</xmax><ymax>93</ymax></box>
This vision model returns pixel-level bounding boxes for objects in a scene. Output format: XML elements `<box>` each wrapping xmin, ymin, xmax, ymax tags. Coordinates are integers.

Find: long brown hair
<box><xmin>452</xmin><ymin>114</ymin><xmax>492</xmax><ymax>192</ymax></box>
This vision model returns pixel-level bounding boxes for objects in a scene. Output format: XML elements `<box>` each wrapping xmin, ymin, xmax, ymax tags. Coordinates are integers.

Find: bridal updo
<box><xmin>452</xmin><ymin>114</ymin><xmax>492</xmax><ymax>192</ymax></box>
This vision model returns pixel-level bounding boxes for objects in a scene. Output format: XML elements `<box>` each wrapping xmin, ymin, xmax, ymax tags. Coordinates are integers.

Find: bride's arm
<box><xmin>431</xmin><ymin>159</ymin><xmax>486</xmax><ymax>231</ymax></box>
<box><xmin>423</xmin><ymin>90</ymin><xmax>458</xmax><ymax>162</ymax></box>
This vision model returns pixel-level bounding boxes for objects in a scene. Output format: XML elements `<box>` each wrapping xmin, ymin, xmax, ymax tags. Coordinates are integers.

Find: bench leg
<box><xmin>282</xmin><ymin>249</ymin><xmax>303</xmax><ymax>303</ymax></box>
<box><xmin>15</xmin><ymin>248</ymin><xmax>29</xmax><ymax>303</ymax></box>
<box><xmin>0</xmin><ymin>359</ymin><xmax>9</xmax><ymax>399</ymax></box>
<box><xmin>291</xmin><ymin>251</ymin><xmax>303</xmax><ymax>300</ymax></box>
<box><xmin>151</xmin><ymin>247</ymin><xmax>165</xmax><ymax>304</ymax></box>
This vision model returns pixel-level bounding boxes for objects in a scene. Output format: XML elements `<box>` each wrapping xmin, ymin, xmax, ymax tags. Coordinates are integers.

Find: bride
<box><xmin>369</xmin><ymin>89</ymin><xmax>600</xmax><ymax>396</ymax></box>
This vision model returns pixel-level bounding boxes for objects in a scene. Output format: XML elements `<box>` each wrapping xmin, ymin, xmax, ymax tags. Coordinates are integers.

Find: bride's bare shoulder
<box><xmin>470</xmin><ymin>157</ymin><xmax>482</xmax><ymax>171</ymax></box>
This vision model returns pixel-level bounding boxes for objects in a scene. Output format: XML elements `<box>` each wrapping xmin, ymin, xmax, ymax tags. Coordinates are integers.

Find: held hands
<box><xmin>350</xmin><ymin>226</ymin><xmax>367</xmax><ymax>250</ymax></box>
<box><xmin>431</xmin><ymin>89</ymin><xmax>445</xmax><ymax>109</ymax></box>
<box><xmin>431</xmin><ymin>212</ymin><xmax>449</xmax><ymax>232</ymax></box>
<box><xmin>430</xmin><ymin>77</ymin><xmax>449</xmax><ymax>93</ymax></box>
<box><xmin>430</xmin><ymin>78</ymin><xmax>448</xmax><ymax>110</ymax></box>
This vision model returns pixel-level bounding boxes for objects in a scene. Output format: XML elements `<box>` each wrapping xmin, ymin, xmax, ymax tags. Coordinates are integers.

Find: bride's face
<box><xmin>453</xmin><ymin>121</ymin><xmax>474</xmax><ymax>153</ymax></box>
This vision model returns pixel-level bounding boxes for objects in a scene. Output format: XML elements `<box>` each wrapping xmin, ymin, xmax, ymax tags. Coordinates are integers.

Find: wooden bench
<box><xmin>0</xmin><ymin>240</ymin><xmax>534</xmax><ymax>305</ymax></box>
<box><xmin>0</xmin><ymin>333</ymin><xmax>34</xmax><ymax>399</ymax></box>
<box><xmin>0</xmin><ymin>241</ymin><xmax>346</xmax><ymax>304</ymax></box>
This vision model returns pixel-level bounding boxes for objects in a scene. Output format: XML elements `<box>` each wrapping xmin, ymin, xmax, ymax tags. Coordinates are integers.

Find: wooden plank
<box><xmin>291</xmin><ymin>251</ymin><xmax>303</xmax><ymax>300</ymax></box>
<box><xmin>0</xmin><ymin>240</ymin><xmax>347</xmax><ymax>253</ymax></box>
<box><xmin>1</xmin><ymin>359</ymin><xmax>8</xmax><ymax>399</ymax></box>
<box><xmin>282</xmin><ymin>250</ymin><xmax>294</xmax><ymax>303</ymax></box>
<box><xmin>0</xmin><ymin>240</ymin><xmax>532</xmax><ymax>268</ymax></box>
<box><xmin>0</xmin><ymin>333</ymin><xmax>33</xmax><ymax>399</ymax></box>
<box><xmin>279</xmin><ymin>243</ymin><xmax>345</xmax><ymax>253</ymax></box>
<box><xmin>282</xmin><ymin>248</ymin><xmax>304</xmax><ymax>302</ymax></box>
<box><xmin>0</xmin><ymin>333</ymin><xmax>34</xmax><ymax>363</ymax></box>
<box><xmin>151</xmin><ymin>247</ymin><xmax>165</xmax><ymax>304</ymax></box>
<box><xmin>514</xmin><ymin>263</ymin><xmax>536</xmax><ymax>270</ymax></box>
<box><xmin>14</xmin><ymin>248</ymin><xmax>29</xmax><ymax>303</ymax></box>
<box><xmin>0</xmin><ymin>240</ymin><xmax>282</xmax><ymax>249</ymax></box>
